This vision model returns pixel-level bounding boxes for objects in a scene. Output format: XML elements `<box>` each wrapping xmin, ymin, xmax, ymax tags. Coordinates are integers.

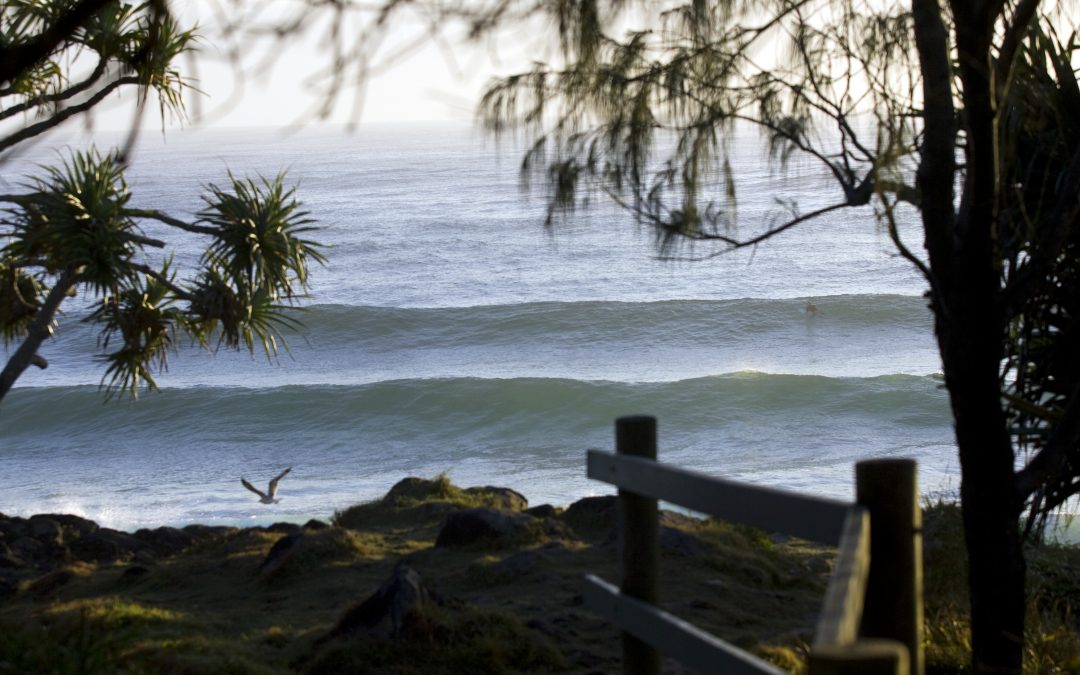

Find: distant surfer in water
<box><xmin>241</xmin><ymin>468</ymin><xmax>292</xmax><ymax>504</ymax></box>
<box><xmin>805</xmin><ymin>300</ymin><xmax>817</xmax><ymax>315</ymax></box>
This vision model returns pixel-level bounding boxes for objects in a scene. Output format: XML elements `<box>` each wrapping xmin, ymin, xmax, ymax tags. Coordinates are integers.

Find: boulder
<box><xmin>69</xmin><ymin>528</ymin><xmax>143</xmax><ymax>563</ymax></box>
<box><xmin>27</xmin><ymin>517</ymin><xmax>64</xmax><ymax>545</ymax></box>
<box><xmin>561</xmin><ymin>496</ymin><xmax>616</xmax><ymax>539</ymax></box>
<box><xmin>134</xmin><ymin>526</ymin><xmax>197</xmax><ymax>557</ymax></box>
<box><xmin>9</xmin><ymin>535</ymin><xmax>64</xmax><ymax>569</ymax></box>
<box><xmin>182</xmin><ymin>524</ymin><xmax>238</xmax><ymax>540</ymax></box>
<box><xmin>119</xmin><ymin>565</ymin><xmax>151</xmax><ymax>585</ymax></box>
<box><xmin>493</xmin><ymin>542</ymin><xmax>566</xmax><ymax>577</ymax></box>
<box><xmin>321</xmin><ymin>563</ymin><xmax>436</xmax><ymax>642</ymax></box>
<box><xmin>435</xmin><ymin>508</ymin><xmax>537</xmax><ymax>548</ymax></box>
<box><xmin>660</xmin><ymin>526</ymin><xmax>708</xmax><ymax>558</ymax></box>
<box><xmin>465</xmin><ymin>486</ymin><xmax>528</xmax><ymax>511</ymax></box>
<box><xmin>383</xmin><ymin>476</ymin><xmax>447</xmax><ymax>504</ymax></box>
<box><xmin>265</xmin><ymin>522</ymin><xmax>301</xmax><ymax>535</ymax></box>
<box><xmin>525</xmin><ymin>504</ymin><xmax>559</xmax><ymax>519</ymax></box>
<box><xmin>0</xmin><ymin>540</ymin><xmax>23</xmax><ymax>569</ymax></box>
<box><xmin>303</xmin><ymin>519</ymin><xmax>330</xmax><ymax>531</ymax></box>
<box><xmin>31</xmin><ymin>513</ymin><xmax>98</xmax><ymax>539</ymax></box>
<box><xmin>259</xmin><ymin>532</ymin><xmax>303</xmax><ymax>573</ymax></box>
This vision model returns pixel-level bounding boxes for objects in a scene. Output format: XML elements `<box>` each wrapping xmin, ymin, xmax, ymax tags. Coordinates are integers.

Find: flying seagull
<box><xmin>241</xmin><ymin>467</ymin><xmax>291</xmax><ymax>504</ymax></box>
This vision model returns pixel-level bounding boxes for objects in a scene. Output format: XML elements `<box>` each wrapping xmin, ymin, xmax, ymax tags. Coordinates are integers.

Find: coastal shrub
<box><xmin>922</xmin><ymin>501</ymin><xmax>1080</xmax><ymax>674</ymax></box>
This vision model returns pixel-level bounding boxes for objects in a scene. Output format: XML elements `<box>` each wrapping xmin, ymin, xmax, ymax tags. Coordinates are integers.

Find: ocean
<box><xmin>0</xmin><ymin>122</ymin><xmax>956</xmax><ymax>532</ymax></box>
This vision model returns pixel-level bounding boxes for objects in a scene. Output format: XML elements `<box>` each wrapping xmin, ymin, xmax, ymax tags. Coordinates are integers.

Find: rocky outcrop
<box><xmin>464</xmin><ymin>486</ymin><xmax>528</xmax><ymax>511</ymax></box>
<box><xmin>434</xmin><ymin>508</ymin><xmax>538</xmax><ymax>548</ymax></box>
<box><xmin>0</xmin><ymin>512</ymin><xmax>229</xmax><ymax>591</ymax></box>
<box><xmin>320</xmin><ymin>563</ymin><xmax>438</xmax><ymax>642</ymax></box>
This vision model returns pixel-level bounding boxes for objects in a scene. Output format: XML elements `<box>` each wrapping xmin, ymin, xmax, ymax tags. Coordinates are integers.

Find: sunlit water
<box><xmin>0</xmin><ymin>122</ymin><xmax>967</xmax><ymax>532</ymax></box>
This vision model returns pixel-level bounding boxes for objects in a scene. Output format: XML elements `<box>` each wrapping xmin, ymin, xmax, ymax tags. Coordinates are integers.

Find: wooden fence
<box><xmin>583</xmin><ymin>415</ymin><xmax>924</xmax><ymax>675</ymax></box>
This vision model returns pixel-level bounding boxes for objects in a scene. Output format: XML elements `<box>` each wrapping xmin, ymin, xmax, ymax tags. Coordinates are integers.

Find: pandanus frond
<box><xmin>198</xmin><ymin>172</ymin><xmax>325</xmax><ymax>303</ymax></box>
<box><xmin>91</xmin><ymin>259</ymin><xmax>183</xmax><ymax>398</ymax></box>
<box><xmin>4</xmin><ymin>149</ymin><xmax>136</xmax><ymax>294</ymax></box>
<box><xmin>186</xmin><ymin>268</ymin><xmax>304</xmax><ymax>360</ymax></box>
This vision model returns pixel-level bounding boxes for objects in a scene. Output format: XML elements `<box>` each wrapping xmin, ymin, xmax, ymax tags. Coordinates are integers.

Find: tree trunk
<box><xmin>916</xmin><ymin>2</ymin><xmax>1028</xmax><ymax>671</ymax></box>
<box><xmin>940</xmin><ymin>311</ymin><xmax>1026</xmax><ymax>674</ymax></box>
<box><xmin>941</xmin><ymin>4</ymin><xmax>1025</xmax><ymax>672</ymax></box>
<box><xmin>0</xmin><ymin>270</ymin><xmax>77</xmax><ymax>402</ymax></box>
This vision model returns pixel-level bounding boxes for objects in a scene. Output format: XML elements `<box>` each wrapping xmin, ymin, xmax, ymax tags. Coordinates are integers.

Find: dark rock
<box><xmin>383</xmin><ymin>476</ymin><xmax>447</xmax><ymax>504</ymax></box>
<box><xmin>0</xmin><ymin>574</ymin><xmax>17</xmax><ymax>598</ymax></box>
<box><xmin>0</xmin><ymin>516</ymin><xmax>28</xmax><ymax>538</ymax></box>
<box><xmin>321</xmin><ymin>563</ymin><xmax>436</xmax><ymax>642</ymax></box>
<box><xmin>69</xmin><ymin>528</ymin><xmax>143</xmax><ymax>563</ymax></box>
<box><xmin>492</xmin><ymin>544</ymin><xmax>563</xmax><ymax>577</ymax></box>
<box><xmin>265</xmin><ymin>522</ymin><xmax>301</xmax><ymax>535</ymax></box>
<box><xmin>119</xmin><ymin>565</ymin><xmax>150</xmax><ymax>585</ymax></box>
<box><xmin>435</xmin><ymin>508</ymin><xmax>536</xmax><ymax>548</ymax></box>
<box><xmin>525</xmin><ymin>504</ymin><xmax>559</xmax><ymax>519</ymax></box>
<box><xmin>182</xmin><ymin>524</ymin><xmax>238</xmax><ymax>540</ymax></box>
<box><xmin>31</xmin><ymin>513</ymin><xmax>98</xmax><ymax>539</ymax></box>
<box><xmin>561</xmin><ymin>496</ymin><xmax>616</xmax><ymax>539</ymax></box>
<box><xmin>0</xmin><ymin>552</ymin><xmax>23</xmax><ymax>569</ymax></box>
<box><xmin>259</xmin><ymin>532</ymin><xmax>303</xmax><ymax>572</ymax></box>
<box><xmin>660</xmin><ymin>526</ymin><xmax>708</xmax><ymax>558</ymax></box>
<box><xmin>8</xmin><ymin>535</ymin><xmax>63</xmax><ymax>569</ymax></box>
<box><xmin>29</xmin><ymin>568</ymin><xmax>76</xmax><ymax>598</ymax></box>
<box><xmin>303</xmin><ymin>519</ymin><xmax>330</xmax><ymax>531</ymax></box>
<box><xmin>28</xmin><ymin>517</ymin><xmax>64</xmax><ymax>545</ymax></box>
<box><xmin>134</xmin><ymin>526</ymin><xmax>197</xmax><ymax>557</ymax></box>
<box><xmin>465</xmin><ymin>486</ymin><xmax>528</xmax><ymax>511</ymax></box>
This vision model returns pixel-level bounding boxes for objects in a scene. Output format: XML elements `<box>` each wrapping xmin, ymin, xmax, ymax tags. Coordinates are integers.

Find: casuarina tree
<box><xmin>449</xmin><ymin>0</ymin><xmax>1077</xmax><ymax>672</ymax></box>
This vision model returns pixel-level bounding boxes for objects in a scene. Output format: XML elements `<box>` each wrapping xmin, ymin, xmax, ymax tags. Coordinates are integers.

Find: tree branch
<box><xmin>0</xmin><ymin>0</ymin><xmax>116</xmax><ymax>86</ymax></box>
<box><xmin>0</xmin><ymin>267</ymin><xmax>80</xmax><ymax>401</ymax></box>
<box><xmin>651</xmin><ymin>201</ymin><xmax>853</xmax><ymax>260</ymax></box>
<box><xmin>0</xmin><ymin>75</ymin><xmax>139</xmax><ymax>154</ymax></box>
<box><xmin>0</xmin><ymin>58</ymin><xmax>110</xmax><ymax>121</ymax></box>
<box><xmin>129</xmin><ymin>262</ymin><xmax>196</xmax><ymax>301</ymax></box>
<box><xmin>124</xmin><ymin>209</ymin><xmax>218</xmax><ymax>236</ymax></box>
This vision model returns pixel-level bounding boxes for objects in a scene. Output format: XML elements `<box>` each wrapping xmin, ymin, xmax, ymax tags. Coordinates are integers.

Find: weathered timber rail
<box><xmin>583</xmin><ymin>415</ymin><xmax>924</xmax><ymax>675</ymax></box>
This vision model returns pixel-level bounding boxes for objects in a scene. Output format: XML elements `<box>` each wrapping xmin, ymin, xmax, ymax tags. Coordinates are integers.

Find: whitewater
<box><xmin>0</xmin><ymin>123</ymin><xmax>954</xmax><ymax>531</ymax></box>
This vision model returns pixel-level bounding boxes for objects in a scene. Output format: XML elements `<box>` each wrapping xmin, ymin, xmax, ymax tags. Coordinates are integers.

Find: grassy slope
<box><xmin>0</xmin><ymin>478</ymin><xmax>1077</xmax><ymax>674</ymax></box>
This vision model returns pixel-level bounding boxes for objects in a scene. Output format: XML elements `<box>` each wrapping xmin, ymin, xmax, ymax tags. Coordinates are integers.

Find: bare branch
<box><xmin>124</xmin><ymin>208</ymin><xmax>218</xmax><ymax>236</ymax></box>
<box><xmin>0</xmin><ymin>76</ymin><xmax>139</xmax><ymax>154</ymax></box>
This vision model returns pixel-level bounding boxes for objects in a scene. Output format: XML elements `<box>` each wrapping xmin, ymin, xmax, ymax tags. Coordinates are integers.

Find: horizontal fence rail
<box><xmin>583</xmin><ymin>574</ymin><xmax>787</xmax><ymax>675</ymax></box>
<box><xmin>815</xmin><ymin>507</ymin><xmax>871</xmax><ymax>646</ymax></box>
<box><xmin>587</xmin><ymin>449</ymin><xmax>851</xmax><ymax>546</ymax></box>
<box><xmin>582</xmin><ymin>415</ymin><xmax>923</xmax><ymax>675</ymax></box>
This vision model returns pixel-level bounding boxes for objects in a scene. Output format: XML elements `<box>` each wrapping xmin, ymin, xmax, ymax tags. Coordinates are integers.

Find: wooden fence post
<box><xmin>616</xmin><ymin>415</ymin><xmax>661</xmax><ymax>675</ymax></box>
<box><xmin>855</xmin><ymin>459</ymin><xmax>924</xmax><ymax>675</ymax></box>
<box><xmin>809</xmin><ymin>639</ymin><xmax>909</xmax><ymax>675</ymax></box>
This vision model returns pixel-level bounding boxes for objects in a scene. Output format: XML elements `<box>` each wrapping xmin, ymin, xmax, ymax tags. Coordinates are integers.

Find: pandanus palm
<box><xmin>0</xmin><ymin>150</ymin><xmax>324</xmax><ymax>401</ymax></box>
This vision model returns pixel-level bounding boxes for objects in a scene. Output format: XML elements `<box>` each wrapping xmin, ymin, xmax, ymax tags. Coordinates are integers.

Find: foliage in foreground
<box><xmin>0</xmin><ymin>1</ymin><xmax>325</xmax><ymax>403</ymax></box>
<box><xmin>1</xmin><ymin>487</ymin><xmax>1079</xmax><ymax>674</ymax></box>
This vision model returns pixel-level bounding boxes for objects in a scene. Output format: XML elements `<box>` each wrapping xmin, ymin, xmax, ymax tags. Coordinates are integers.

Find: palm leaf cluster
<box><xmin>0</xmin><ymin>149</ymin><xmax>324</xmax><ymax>399</ymax></box>
<box><xmin>999</xmin><ymin>26</ymin><xmax>1080</xmax><ymax>535</ymax></box>
<box><xmin>0</xmin><ymin>0</ymin><xmax>196</xmax><ymax>153</ymax></box>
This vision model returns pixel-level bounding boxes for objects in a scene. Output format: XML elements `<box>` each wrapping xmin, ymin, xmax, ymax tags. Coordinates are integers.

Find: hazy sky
<box><xmin>91</xmin><ymin>5</ymin><xmax>544</xmax><ymax>131</ymax></box>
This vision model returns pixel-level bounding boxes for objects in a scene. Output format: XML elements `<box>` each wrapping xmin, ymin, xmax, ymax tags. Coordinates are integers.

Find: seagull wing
<box><xmin>241</xmin><ymin>478</ymin><xmax>269</xmax><ymax>500</ymax></box>
<box><xmin>268</xmin><ymin>467</ymin><xmax>292</xmax><ymax>498</ymax></box>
